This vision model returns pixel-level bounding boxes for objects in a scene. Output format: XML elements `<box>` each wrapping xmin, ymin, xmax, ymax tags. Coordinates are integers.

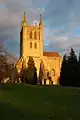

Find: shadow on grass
<box><xmin>0</xmin><ymin>101</ymin><xmax>49</xmax><ymax>120</ymax></box>
<box><xmin>0</xmin><ymin>101</ymin><xmax>27</xmax><ymax>120</ymax></box>
<box><xmin>0</xmin><ymin>84</ymin><xmax>80</xmax><ymax>120</ymax></box>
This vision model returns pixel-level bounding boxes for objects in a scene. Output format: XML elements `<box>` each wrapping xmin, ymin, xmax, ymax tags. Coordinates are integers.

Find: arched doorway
<box><xmin>51</xmin><ymin>69</ymin><xmax>55</xmax><ymax>76</ymax></box>
<box><xmin>51</xmin><ymin>69</ymin><xmax>55</xmax><ymax>85</ymax></box>
<box><xmin>46</xmin><ymin>71</ymin><xmax>52</xmax><ymax>85</ymax></box>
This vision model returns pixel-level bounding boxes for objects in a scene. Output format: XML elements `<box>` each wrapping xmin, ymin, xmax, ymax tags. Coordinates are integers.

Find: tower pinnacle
<box><xmin>39</xmin><ymin>14</ymin><xmax>43</xmax><ymax>28</ymax></box>
<box><xmin>21</xmin><ymin>12</ymin><xmax>27</xmax><ymax>27</ymax></box>
<box><xmin>23</xmin><ymin>12</ymin><xmax>26</xmax><ymax>22</ymax></box>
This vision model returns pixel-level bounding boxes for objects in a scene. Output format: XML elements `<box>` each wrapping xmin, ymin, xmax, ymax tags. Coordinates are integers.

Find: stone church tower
<box><xmin>20</xmin><ymin>12</ymin><xmax>43</xmax><ymax>59</ymax></box>
<box><xmin>16</xmin><ymin>12</ymin><xmax>62</xmax><ymax>84</ymax></box>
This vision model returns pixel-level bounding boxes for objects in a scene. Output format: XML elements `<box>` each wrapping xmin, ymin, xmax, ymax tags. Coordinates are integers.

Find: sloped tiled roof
<box><xmin>43</xmin><ymin>52</ymin><xmax>61</xmax><ymax>58</ymax></box>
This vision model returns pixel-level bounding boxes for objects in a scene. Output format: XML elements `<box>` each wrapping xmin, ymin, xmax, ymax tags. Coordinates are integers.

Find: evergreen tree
<box><xmin>26</xmin><ymin>56</ymin><xmax>37</xmax><ymax>85</ymax></box>
<box><xmin>69</xmin><ymin>48</ymin><xmax>77</xmax><ymax>62</ymax></box>
<box><xmin>68</xmin><ymin>48</ymin><xmax>77</xmax><ymax>86</ymax></box>
<box><xmin>20</xmin><ymin>59</ymin><xmax>27</xmax><ymax>83</ymax></box>
<box><xmin>79</xmin><ymin>52</ymin><xmax>80</xmax><ymax>61</ymax></box>
<box><xmin>77</xmin><ymin>52</ymin><xmax>80</xmax><ymax>86</ymax></box>
<box><xmin>59</xmin><ymin>53</ymin><xmax>68</xmax><ymax>86</ymax></box>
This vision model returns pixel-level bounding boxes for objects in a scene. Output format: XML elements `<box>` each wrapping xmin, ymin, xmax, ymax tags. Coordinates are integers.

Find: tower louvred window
<box><xmin>30</xmin><ymin>31</ymin><xmax>32</xmax><ymax>39</ymax></box>
<box><xmin>34</xmin><ymin>42</ymin><xmax>37</xmax><ymax>49</ymax></box>
<box><xmin>39</xmin><ymin>32</ymin><xmax>40</xmax><ymax>40</ymax></box>
<box><xmin>30</xmin><ymin>42</ymin><xmax>32</xmax><ymax>48</ymax></box>
<box><xmin>34</xmin><ymin>31</ymin><xmax>37</xmax><ymax>39</ymax></box>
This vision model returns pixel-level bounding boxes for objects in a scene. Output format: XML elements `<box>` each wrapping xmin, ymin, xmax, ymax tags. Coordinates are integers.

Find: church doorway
<box><xmin>47</xmin><ymin>71</ymin><xmax>52</xmax><ymax>85</ymax></box>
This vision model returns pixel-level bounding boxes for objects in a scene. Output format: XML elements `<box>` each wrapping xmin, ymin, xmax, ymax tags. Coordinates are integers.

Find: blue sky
<box><xmin>0</xmin><ymin>0</ymin><xmax>80</xmax><ymax>57</ymax></box>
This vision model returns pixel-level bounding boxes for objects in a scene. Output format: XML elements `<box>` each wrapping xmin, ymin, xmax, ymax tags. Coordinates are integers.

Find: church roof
<box><xmin>43</xmin><ymin>52</ymin><xmax>61</xmax><ymax>58</ymax></box>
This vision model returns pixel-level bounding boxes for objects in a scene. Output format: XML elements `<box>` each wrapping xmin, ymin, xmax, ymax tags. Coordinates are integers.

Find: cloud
<box><xmin>0</xmin><ymin>0</ymin><xmax>80</xmax><ymax>56</ymax></box>
<box><xmin>70</xmin><ymin>36</ymin><xmax>80</xmax><ymax>48</ymax></box>
<box><xmin>43</xmin><ymin>27</ymin><xmax>69</xmax><ymax>50</ymax></box>
<box><xmin>0</xmin><ymin>0</ymin><xmax>46</xmax><ymax>55</ymax></box>
<box><xmin>43</xmin><ymin>26</ymin><xmax>80</xmax><ymax>54</ymax></box>
<box><xmin>0</xmin><ymin>0</ymin><xmax>45</xmax><ymax>37</ymax></box>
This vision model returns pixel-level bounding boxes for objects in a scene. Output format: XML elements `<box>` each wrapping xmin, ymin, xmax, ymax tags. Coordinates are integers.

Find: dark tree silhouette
<box><xmin>25</xmin><ymin>56</ymin><xmax>37</xmax><ymax>85</ymax></box>
<box><xmin>0</xmin><ymin>40</ymin><xmax>18</xmax><ymax>83</ymax></box>
<box><xmin>11</xmin><ymin>66</ymin><xmax>19</xmax><ymax>83</ymax></box>
<box><xmin>68</xmin><ymin>48</ymin><xmax>77</xmax><ymax>86</ymax></box>
<box><xmin>20</xmin><ymin>59</ymin><xmax>27</xmax><ymax>83</ymax></box>
<box><xmin>77</xmin><ymin>52</ymin><xmax>80</xmax><ymax>86</ymax></box>
<box><xmin>60</xmin><ymin>48</ymin><xmax>78</xmax><ymax>87</ymax></box>
<box><xmin>59</xmin><ymin>53</ymin><xmax>68</xmax><ymax>86</ymax></box>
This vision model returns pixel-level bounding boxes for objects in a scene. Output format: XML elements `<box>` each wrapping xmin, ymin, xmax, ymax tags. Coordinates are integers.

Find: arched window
<box><xmin>30</xmin><ymin>42</ymin><xmax>32</xmax><ymax>48</ymax></box>
<box><xmin>34</xmin><ymin>42</ymin><xmax>37</xmax><ymax>49</ymax></box>
<box><xmin>45</xmin><ymin>69</ymin><xmax>48</xmax><ymax>75</ymax></box>
<box><xmin>30</xmin><ymin>31</ymin><xmax>32</xmax><ymax>39</ymax></box>
<box><xmin>39</xmin><ymin>32</ymin><xmax>40</xmax><ymax>40</ymax></box>
<box><xmin>51</xmin><ymin>69</ymin><xmax>55</xmax><ymax>76</ymax></box>
<box><xmin>47</xmin><ymin>71</ymin><xmax>50</xmax><ymax>78</ymax></box>
<box><xmin>34</xmin><ymin>31</ymin><xmax>37</xmax><ymax>39</ymax></box>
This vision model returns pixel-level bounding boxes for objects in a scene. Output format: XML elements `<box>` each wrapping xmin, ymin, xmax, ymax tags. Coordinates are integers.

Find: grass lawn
<box><xmin>0</xmin><ymin>84</ymin><xmax>80</xmax><ymax>120</ymax></box>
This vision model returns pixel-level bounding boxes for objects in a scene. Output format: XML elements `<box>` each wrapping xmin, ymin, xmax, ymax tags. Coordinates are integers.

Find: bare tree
<box><xmin>0</xmin><ymin>40</ymin><xmax>18</xmax><ymax>83</ymax></box>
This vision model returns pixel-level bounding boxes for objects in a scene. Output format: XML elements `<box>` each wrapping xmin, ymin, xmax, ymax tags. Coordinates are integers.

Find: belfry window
<box><xmin>34</xmin><ymin>31</ymin><xmax>37</xmax><ymax>39</ymax></box>
<box><xmin>30</xmin><ymin>31</ymin><xmax>32</xmax><ymax>39</ymax></box>
<box><xmin>30</xmin><ymin>42</ymin><xmax>32</xmax><ymax>48</ymax></box>
<box><xmin>34</xmin><ymin>42</ymin><xmax>37</xmax><ymax>49</ymax></box>
<box><xmin>39</xmin><ymin>32</ymin><xmax>40</xmax><ymax>40</ymax></box>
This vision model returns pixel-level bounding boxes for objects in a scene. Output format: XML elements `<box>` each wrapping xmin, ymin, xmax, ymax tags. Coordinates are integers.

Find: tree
<box><xmin>68</xmin><ymin>48</ymin><xmax>77</xmax><ymax>86</ymax></box>
<box><xmin>20</xmin><ymin>59</ymin><xmax>27</xmax><ymax>83</ymax></box>
<box><xmin>77</xmin><ymin>52</ymin><xmax>80</xmax><ymax>86</ymax></box>
<box><xmin>59</xmin><ymin>53</ymin><xmax>68</xmax><ymax>86</ymax></box>
<box><xmin>0</xmin><ymin>40</ymin><xmax>7</xmax><ymax>55</ymax></box>
<box><xmin>0</xmin><ymin>55</ymin><xmax>6</xmax><ymax>82</ymax></box>
<box><xmin>25</xmin><ymin>56</ymin><xmax>37</xmax><ymax>85</ymax></box>
<box><xmin>0</xmin><ymin>40</ymin><xmax>18</xmax><ymax>83</ymax></box>
<box><xmin>39</xmin><ymin>60</ymin><xmax>47</xmax><ymax>85</ymax></box>
<box><xmin>69</xmin><ymin>48</ymin><xmax>77</xmax><ymax>62</ymax></box>
<box><xmin>79</xmin><ymin>52</ymin><xmax>80</xmax><ymax>62</ymax></box>
<box><xmin>60</xmin><ymin>48</ymin><xmax>79</xmax><ymax>87</ymax></box>
<box><xmin>11</xmin><ymin>66</ymin><xmax>19</xmax><ymax>83</ymax></box>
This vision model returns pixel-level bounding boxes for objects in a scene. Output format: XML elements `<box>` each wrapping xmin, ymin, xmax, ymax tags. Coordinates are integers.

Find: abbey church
<box><xmin>16</xmin><ymin>12</ymin><xmax>62</xmax><ymax>84</ymax></box>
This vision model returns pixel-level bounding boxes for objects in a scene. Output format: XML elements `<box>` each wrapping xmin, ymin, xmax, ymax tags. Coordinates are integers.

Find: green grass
<box><xmin>0</xmin><ymin>84</ymin><xmax>80</xmax><ymax>120</ymax></box>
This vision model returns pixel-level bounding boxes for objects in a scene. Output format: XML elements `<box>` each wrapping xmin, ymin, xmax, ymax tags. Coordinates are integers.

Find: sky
<box><xmin>0</xmin><ymin>0</ymin><xmax>80</xmax><ymax>57</ymax></box>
